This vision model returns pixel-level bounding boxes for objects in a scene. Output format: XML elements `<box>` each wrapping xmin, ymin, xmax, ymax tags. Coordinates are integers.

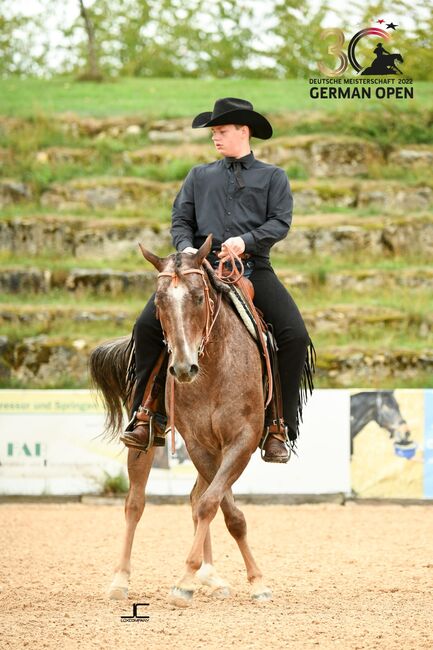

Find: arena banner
<box><xmin>350</xmin><ymin>389</ymin><xmax>430</xmax><ymax>499</ymax></box>
<box><xmin>2</xmin><ymin>389</ymin><xmax>432</xmax><ymax>498</ymax></box>
<box><xmin>423</xmin><ymin>390</ymin><xmax>433</xmax><ymax>499</ymax></box>
<box><xmin>0</xmin><ymin>388</ymin><xmax>350</xmax><ymax>496</ymax></box>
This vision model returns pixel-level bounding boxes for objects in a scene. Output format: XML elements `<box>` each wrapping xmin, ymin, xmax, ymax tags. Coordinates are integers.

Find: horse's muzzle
<box><xmin>169</xmin><ymin>362</ymin><xmax>199</xmax><ymax>383</ymax></box>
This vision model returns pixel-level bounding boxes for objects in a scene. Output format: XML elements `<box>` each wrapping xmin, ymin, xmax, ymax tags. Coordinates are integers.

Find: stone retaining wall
<box><xmin>1</xmin><ymin>214</ymin><xmax>432</xmax><ymax>259</ymax></box>
<box><xmin>1</xmin><ymin>335</ymin><xmax>431</xmax><ymax>387</ymax></box>
<box><xmin>1</xmin><ymin>266</ymin><xmax>432</xmax><ymax>295</ymax></box>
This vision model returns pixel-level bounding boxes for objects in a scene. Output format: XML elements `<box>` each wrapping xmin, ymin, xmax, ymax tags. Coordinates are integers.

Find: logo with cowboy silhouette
<box><xmin>360</xmin><ymin>41</ymin><xmax>403</xmax><ymax>75</ymax></box>
<box><xmin>318</xmin><ymin>19</ymin><xmax>405</xmax><ymax>77</ymax></box>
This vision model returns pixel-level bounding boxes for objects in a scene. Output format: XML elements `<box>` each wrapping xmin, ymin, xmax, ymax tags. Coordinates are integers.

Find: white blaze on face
<box><xmin>167</xmin><ymin>282</ymin><xmax>198</xmax><ymax>363</ymax></box>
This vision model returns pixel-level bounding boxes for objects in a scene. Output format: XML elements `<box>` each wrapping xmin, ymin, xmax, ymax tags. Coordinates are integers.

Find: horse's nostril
<box><xmin>169</xmin><ymin>365</ymin><xmax>176</xmax><ymax>376</ymax></box>
<box><xmin>190</xmin><ymin>364</ymin><xmax>199</xmax><ymax>376</ymax></box>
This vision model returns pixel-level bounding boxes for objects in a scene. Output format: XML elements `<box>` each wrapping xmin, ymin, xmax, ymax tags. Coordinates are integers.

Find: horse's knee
<box><xmin>197</xmin><ymin>494</ymin><xmax>219</xmax><ymax>521</ymax></box>
<box><xmin>125</xmin><ymin>490</ymin><xmax>145</xmax><ymax>522</ymax></box>
<box><xmin>224</xmin><ymin>508</ymin><xmax>246</xmax><ymax>540</ymax></box>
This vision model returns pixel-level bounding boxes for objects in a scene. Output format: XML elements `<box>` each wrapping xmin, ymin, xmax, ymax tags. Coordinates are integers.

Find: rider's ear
<box><xmin>194</xmin><ymin>234</ymin><xmax>213</xmax><ymax>266</ymax></box>
<box><xmin>138</xmin><ymin>243</ymin><xmax>164</xmax><ymax>272</ymax></box>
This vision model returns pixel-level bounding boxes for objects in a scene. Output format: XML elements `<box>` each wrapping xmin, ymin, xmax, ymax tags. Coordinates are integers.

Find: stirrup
<box><xmin>260</xmin><ymin>420</ymin><xmax>291</xmax><ymax>462</ymax></box>
<box><xmin>122</xmin><ymin>407</ymin><xmax>166</xmax><ymax>452</ymax></box>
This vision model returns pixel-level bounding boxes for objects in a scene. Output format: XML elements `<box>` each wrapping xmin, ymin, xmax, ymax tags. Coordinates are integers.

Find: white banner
<box><xmin>0</xmin><ymin>389</ymin><xmax>350</xmax><ymax>496</ymax></box>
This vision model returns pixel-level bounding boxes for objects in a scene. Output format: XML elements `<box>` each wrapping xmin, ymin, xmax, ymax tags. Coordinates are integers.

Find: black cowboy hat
<box><xmin>192</xmin><ymin>97</ymin><xmax>273</xmax><ymax>139</ymax></box>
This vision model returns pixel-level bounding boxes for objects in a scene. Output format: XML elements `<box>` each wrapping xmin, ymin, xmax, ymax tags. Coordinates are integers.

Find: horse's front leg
<box><xmin>190</xmin><ymin>475</ymin><xmax>231</xmax><ymax>599</ymax></box>
<box><xmin>109</xmin><ymin>447</ymin><xmax>155</xmax><ymax>599</ymax></box>
<box><xmin>170</xmin><ymin>441</ymin><xmax>252</xmax><ymax>607</ymax></box>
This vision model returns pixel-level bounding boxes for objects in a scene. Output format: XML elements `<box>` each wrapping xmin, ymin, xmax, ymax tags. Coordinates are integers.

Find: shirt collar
<box><xmin>223</xmin><ymin>150</ymin><xmax>255</xmax><ymax>169</ymax></box>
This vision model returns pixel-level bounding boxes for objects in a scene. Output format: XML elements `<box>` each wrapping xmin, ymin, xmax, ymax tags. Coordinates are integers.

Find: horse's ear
<box><xmin>138</xmin><ymin>242</ymin><xmax>164</xmax><ymax>271</ymax></box>
<box><xmin>194</xmin><ymin>234</ymin><xmax>213</xmax><ymax>266</ymax></box>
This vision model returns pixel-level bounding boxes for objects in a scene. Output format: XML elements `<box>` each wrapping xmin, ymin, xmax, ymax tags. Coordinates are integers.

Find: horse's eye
<box><xmin>193</xmin><ymin>294</ymin><xmax>204</xmax><ymax>305</ymax></box>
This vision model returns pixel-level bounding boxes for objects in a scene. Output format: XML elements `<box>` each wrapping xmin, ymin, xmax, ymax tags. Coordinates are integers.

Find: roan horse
<box><xmin>90</xmin><ymin>235</ymin><xmax>273</xmax><ymax>606</ymax></box>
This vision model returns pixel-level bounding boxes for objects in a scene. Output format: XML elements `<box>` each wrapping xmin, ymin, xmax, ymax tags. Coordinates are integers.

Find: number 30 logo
<box><xmin>318</xmin><ymin>27</ymin><xmax>392</xmax><ymax>76</ymax></box>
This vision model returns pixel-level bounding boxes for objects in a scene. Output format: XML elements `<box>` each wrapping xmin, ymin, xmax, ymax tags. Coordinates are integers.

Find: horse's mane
<box><xmin>203</xmin><ymin>262</ymin><xmax>231</xmax><ymax>297</ymax></box>
<box><xmin>167</xmin><ymin>252</ymin><xmax>231</xmax><ymax>298</ymax></box>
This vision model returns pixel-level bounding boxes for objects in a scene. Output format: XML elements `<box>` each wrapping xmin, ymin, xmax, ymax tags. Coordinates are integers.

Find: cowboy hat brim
<box><xmin>192</xmin><ymin>108</ymin><xmax>273</xmax><ymax>139</ymax></box>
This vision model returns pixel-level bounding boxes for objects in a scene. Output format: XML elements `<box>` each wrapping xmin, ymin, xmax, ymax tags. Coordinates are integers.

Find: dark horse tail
<box><xmin>89</xmin><ymin>335</ymin><xmax>135</xmax><ymax>440</ymax></box>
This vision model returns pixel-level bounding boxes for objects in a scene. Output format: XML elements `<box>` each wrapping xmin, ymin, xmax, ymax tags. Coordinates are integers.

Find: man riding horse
<box><xmin>122</xmin><ymin>97</ymin><xmax>315</xmax><ymax>463</ymax></box>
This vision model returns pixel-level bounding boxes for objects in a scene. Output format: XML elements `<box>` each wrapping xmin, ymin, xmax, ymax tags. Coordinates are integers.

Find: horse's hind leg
<box><xmin>109</xmin><ymin>447</ymin><xmax>155</xmax><ymax>600</ymax></box>
<box><xmin>220</xmin><ymin>489</ymin><xmax>272</xmax><ymax>601</ymax></box>
<box><xmin>191</xmin><ymin>475</ymin><xmax>231</xmax><ymax>599</ymax></box>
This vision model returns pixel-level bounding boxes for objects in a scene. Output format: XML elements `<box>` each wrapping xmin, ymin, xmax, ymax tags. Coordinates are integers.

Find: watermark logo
<box><xmin>120</xmin><ymin>602</ymin><xmax>150</xmax><ymax>623</ymax></box>
<box><xmin>310</xmin><ymin>18</ymin><xmax>413</xmax><ymax>100</ymax></box>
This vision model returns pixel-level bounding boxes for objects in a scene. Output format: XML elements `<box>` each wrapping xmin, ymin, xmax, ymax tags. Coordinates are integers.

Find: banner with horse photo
<box><xmin>350</xmin><ymin>389</ymin><xmax>433</xmax><ymax>499</ymax></box>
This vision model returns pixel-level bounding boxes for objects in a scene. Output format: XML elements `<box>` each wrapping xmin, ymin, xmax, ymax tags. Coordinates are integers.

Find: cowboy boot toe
<box><xmin>120</xmin><ymin>421</ymin><xmax>151</xmax><ymax>451</ymax></box>
<box><xmin>262</xmin><ymin>434</ymin><xmax>289</xmax><ymax>463</ymax></box>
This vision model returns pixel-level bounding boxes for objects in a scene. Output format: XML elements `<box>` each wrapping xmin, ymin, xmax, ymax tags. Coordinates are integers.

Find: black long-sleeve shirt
<box><xmin>170</xmin><ymin>150</ymin><xmax>293</xmax><ymax>258</ymax></box>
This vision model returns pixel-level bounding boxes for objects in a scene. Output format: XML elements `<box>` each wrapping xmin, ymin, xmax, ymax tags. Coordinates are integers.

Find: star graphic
<box><xmin>377</xmin><ymin>19</ymin><xmax>385</xmax><ymax>24</ymax></box>
<box><xmin>386</xmin><ymin>22</ymin><xmax>398</xmax><ymax>30</ymax></box>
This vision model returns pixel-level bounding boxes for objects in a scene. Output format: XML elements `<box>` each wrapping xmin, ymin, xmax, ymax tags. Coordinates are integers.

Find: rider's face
<box><xmin>210</xmin><ymin>124</ymin><xmax>249</xmax><ymax>157</ymax></box>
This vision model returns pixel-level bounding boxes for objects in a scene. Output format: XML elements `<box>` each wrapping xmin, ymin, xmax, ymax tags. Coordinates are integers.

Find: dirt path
<box><xmin>1</xmin><ymin>502</ymin><xmax>432</xmax><ymax>650</ymax></box>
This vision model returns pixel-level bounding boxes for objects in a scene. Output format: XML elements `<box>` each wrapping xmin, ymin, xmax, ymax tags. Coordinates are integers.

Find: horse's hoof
<box><xmin>196</xmin><ymin>563</ymin><xmax>230</xmax><ymax>594</ymax></box>
<box><xmin>109</xmin><ymin>571</ymin><xmax>129</xmax><ymax>600</ymax></box>
<box><xmin>211</xmin><ymin>585</ymin><xmax>231</xmax><ymax>599</ymax></box>
<box><xmin>169</xmin><ymin>586</ymin><xmax>194</xmax><ymax>608</ymax></box>
<box><xmin>109</xmin><ymin>586</ymin><xmax>128</xmax><ymax>600</ymax></box>
<box><xmin>251</xmin><ymin>587</ymin><xmax>272</xmax><ymax>602</ymax></box>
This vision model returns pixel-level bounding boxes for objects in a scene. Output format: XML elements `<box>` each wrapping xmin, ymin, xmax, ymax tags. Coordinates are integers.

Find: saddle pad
<box><xmin>227</xmin><ymin>284</ymin><xmax>260</xmax><ymax>341</ymax></box>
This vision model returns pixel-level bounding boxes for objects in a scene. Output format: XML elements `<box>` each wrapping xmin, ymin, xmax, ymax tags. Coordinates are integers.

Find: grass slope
<box><xmin>1</xmin><ymin>77</ymin><xmax>432</xmax><ymax>117</ymax></box>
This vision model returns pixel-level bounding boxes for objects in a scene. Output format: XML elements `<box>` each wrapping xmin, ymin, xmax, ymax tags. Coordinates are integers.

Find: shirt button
<box><xmin>228</xmin><ymin>196</ymin><xmax>232</xmax><ymax>200</ymax></box>
<box><xmin>227</xmin><ymin>211</ymin><xmax>231</xmax><ymax>215</ymax></box>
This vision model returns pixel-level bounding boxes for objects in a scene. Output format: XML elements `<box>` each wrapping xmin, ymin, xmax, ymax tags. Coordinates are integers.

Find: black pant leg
<box><xmin>131</xmin><ymin>292</ymin><xmax>165</xmax><ymax>416</ymax></box>
<box><xmin>250</xmin><ymin>267</ymin><xmax>314</xmax><ymax>439</ymax></box>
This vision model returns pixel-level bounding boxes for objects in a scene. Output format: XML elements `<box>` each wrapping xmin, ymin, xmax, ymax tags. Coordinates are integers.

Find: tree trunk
<box><xmin>78</xmin><ymin>0</ymin><xmax>103</xmax><ymax>81</ymax></box>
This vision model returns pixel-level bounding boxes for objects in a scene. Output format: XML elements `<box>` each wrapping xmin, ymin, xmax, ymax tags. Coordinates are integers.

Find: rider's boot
<box><xmin>120</xmin><ymin>351</ymin><xmax>168</xmax><ymax>452</ymax></box>
<box><xmin>120</xmin><ymin>404</ymin><xmax>166</xmax><ymax>452</ymax></box>
<box><xmin>261</xmin><ymin>419</ymin><xmax>290</xmax><ymax>463</ymax></box>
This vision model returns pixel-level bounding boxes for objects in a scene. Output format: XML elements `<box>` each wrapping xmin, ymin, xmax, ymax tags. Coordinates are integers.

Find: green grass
<box><xmin>4</xmin><ymin>154</ymin><xmax>433</xmax><ymax>187</ymax></box>
<box><xmin>313</xmin><ymin>371</ymin><xmax>433</xmax><ymax>390</ymax></box>
<box><xmin>1</xmin><ymin>318</ymin><xmax>431</xmax><ymax>350</ymax></box>
<box><xmin>1</xmin><ymin>78</ymin><xmax>432</xmax><ymax>117</ymax></box>
<box><xmin>2</xmin><ymin>249</ymin><xmax>432</xmax><ymax>273</ymax></box>
<box><xmin>0</xmin><ymin>203</ymin><xmax>172</xmax><ymax>224</ymax></box>
<box><xmin>2</xmin><ymin>371</ymin><xmax>431</xmax><ymax>390</ymax></box>
<box><xmin>0</xmin><ymin>319</ymin><xmax>134</xmax><ymax>342</ymax></box>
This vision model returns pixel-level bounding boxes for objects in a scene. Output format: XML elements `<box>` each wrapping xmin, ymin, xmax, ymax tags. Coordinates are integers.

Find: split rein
<box><xmin>157</xmin><ymin>246</ymin><xmax>245</xmax><ymax>454</ymax></box>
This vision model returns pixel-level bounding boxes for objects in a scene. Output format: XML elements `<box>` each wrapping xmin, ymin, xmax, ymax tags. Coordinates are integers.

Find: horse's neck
<box><xmin>206</xmin><ymin>292</ymin><xmax>245</xmax><ymax>362</ymax></box>
<box><xmin>351</xmin><ymin>394</ymin><xmax>377</xmax><ymax>436</ymax></box>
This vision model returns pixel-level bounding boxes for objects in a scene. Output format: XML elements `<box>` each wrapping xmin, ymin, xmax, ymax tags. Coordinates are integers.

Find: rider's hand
<box><xmin>182</xmin><ymin>247</ymin><xmax>198</xmax><ymax>255</ymax></box>
<box><xmin>218</xmin><ymin>236</ymin><xmax>245</xmax><ymax>258</ymax></box>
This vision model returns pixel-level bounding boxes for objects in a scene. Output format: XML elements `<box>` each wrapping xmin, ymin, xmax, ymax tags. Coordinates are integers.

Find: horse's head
<box><xmin>375</xmin><ymin>391</ymin><xmax>411</xmax><ymax>443</ymax></box>
<box><xmin>139</xmin><ymin>234</ymin><xmax>216</xmax><ymax>383</ymax></box>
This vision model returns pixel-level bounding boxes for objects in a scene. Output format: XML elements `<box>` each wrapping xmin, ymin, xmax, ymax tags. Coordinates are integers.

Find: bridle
<box><xmin>156</xmin><ymin>263</ymin><xmax>222</xmax><ymax>454</ymax></box>
<box><xmin>156</xmin><ymin>265</ymin><xmax>222</xmax><ymax>357</ymax></box>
